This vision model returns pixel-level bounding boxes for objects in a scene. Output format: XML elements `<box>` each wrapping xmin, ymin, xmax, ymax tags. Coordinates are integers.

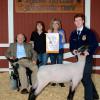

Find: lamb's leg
<box><xmin>35</xmin><ymin>80</ymin><xmax>49</xmax><ymax>95</ymax></box>
<box><xmin>67</xmin><ymin>79</ymin><xmax>80</xmax><ymax>100</ymax></box>
<box><xmin>28</xmin><ymin>87</ymin><xmax>36</xmax><ymax>100</ymax></box>
<box><xmin>16</xmin><ymin>78</ymin><xmax>20</xmax><ymax>91</ymax></box>
<box><xmin>28</xmin><ymin>81</ymin><xmax>38</xmax><ymax>100</ymax></box>
<box><xmin>28</xmin><ymin>80</ymin><xmax>49</xmax><ymax>100</ymax></box>
<box><xmin>67</xmin><ymin>86</ymin><xmax>75</xmax><ymax>100</ymax></box>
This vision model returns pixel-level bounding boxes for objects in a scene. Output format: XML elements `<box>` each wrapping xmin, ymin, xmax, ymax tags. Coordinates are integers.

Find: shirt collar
<box><xmin>77</xmin><ymin>26</ymin><xmax>83</xmax><ymax>32</ymax></box>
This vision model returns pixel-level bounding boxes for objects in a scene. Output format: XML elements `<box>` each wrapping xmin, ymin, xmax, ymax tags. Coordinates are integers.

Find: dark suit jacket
<box><xmin>69</xmin><ymin>27</ymin><xmax>98</xmax><ymax>55</ymax></box>
<box><xmin>5</xmin><ymin>42</ymin><xmax>37</xmax><ymax>61</ymax></box>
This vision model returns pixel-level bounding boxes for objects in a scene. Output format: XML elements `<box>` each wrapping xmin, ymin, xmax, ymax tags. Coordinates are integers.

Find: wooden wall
<box><xmin>0</xmin><ymin>0</ymin><xmax>100</xmax><ymax>73</ymax></box>
<box><xmin>14</xmin><ymin>12</ymin><xmax>76</xmax><ymax>42</ymax></box>
<box><xmin>91</xmin><ymin>0</ymin><xmax>100</xmax><ymax>73</ymax></box>
<box><xmin>0</xmin><ymin>0</ymin><xmax>8</xmax><ymax>68</ymax></box>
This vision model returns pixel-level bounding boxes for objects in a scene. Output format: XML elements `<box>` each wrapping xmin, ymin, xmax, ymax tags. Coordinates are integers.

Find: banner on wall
<box><xmin>46</xmin><ymin>33</ymin><xmax>59</xmax><ymax>53</ymax></box>
<box><xmin>15</xmin><ymin>0</ymin><xmax>83</xmax><ymax>13</ymax></box>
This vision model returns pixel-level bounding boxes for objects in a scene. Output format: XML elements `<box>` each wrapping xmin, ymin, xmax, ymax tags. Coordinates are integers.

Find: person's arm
<box><xmin>87</xmin><ymin>30</ymin><xmax>98</xmax><ymax>55</ymax></box>
<box><xmin>32</xmin><ymin>50</ymin><xmax>38</xmax><ymax>64</ymax></box>
<box><xmin>30</xmin><ymin>32</ymin><xmax>35</xmax><ymax>48</ymax></box>
<box><xmin>47</xmin><ymin>29</ymin><xmax>52</xmax><ymax>33</ymax></box>
<box><xmin>29</xmin><ymin>43</ymin><xmax>37</xmax><ymax>64</ymax></box>
<box><xmin>29</xmin><ymin>41</ymin><xmax>34</xmax><ymax>48</ymax></box>
<box><xmin>59</xmin><ymin>29</ymin><xmax>66</xmax><ymax>43</ymax></box>
<box><xmin>69</xmin><ymin>31</ymin><xmax>78</xmax><ymax>55</ymax></box>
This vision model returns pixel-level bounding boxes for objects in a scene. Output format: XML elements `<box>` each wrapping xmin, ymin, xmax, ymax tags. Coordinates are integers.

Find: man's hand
<box><xmin>73</xmin><ymin>50</ymin><xmax>78</xmax><ymax>55</ymax></box>
<box><xmin>32</xmin><ymin>61</ymin><xmax>36</xmax><ymax>64</ymax></box>
<box><xmin>48</xmin><ymin>29</ymin><xmax>52</xmax><ymax>33</ymax></box>
<box><xmin>84</xmin><ymin>50</ymin><xmax>89</xmax><ymax>56</ymax></box>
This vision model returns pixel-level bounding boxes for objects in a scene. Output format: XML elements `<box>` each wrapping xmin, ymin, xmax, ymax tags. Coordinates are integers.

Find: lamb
<box><xmin>28</xmin><ymin>51</ymin><xmax>88</xmax><ymax>100</ymax></box>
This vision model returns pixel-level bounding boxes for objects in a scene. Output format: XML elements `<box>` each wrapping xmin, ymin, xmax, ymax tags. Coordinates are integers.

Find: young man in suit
<box><xmin>69</xmin><ymin>14</ymin><xmax>99</xmax><ymax>100</ymax></box>
<box><xmin>6</xmin><ymin>33</ymin><xmax>38</xmax><ymax>94</ymax></box>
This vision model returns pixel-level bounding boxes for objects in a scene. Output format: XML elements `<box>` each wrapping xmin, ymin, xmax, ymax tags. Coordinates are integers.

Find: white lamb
<box><xmin>28</xmin><ymin>52</ymin><xmax>88</xmax><ymax>100</ymax></box>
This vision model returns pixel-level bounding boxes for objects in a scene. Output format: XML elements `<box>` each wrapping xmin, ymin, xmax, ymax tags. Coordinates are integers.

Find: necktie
<box><xmin>77</xmin><ymin>30</ymin><xmax>80</xmax><ymax>35</ymax></box>
<box><xmin>77</xmin><ymin>30</ymin><xmax>80</xmax><ymax>39</ymax></box>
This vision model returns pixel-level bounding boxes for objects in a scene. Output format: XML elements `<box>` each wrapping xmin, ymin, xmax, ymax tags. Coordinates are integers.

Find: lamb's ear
<box><xmin>7</xmin><ymin>57</ymin><xmax>14</xmax><ymax>63</ymax></box>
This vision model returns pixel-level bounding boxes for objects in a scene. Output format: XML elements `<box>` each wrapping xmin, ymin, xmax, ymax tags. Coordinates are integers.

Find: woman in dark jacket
<box><xmin>30</xmin><ymin>21</ymin><xmax>48</xmax><ymax>67</ymax></box>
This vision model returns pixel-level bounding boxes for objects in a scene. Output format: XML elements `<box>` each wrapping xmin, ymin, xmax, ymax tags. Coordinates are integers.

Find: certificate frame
<box><xmin>46</xmin><ymin>33</ymin><xmax>59</xmax><ymax>53</ymax></box>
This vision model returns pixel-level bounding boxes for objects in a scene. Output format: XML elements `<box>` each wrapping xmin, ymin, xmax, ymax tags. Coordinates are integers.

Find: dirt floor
<box><xmin>0</xmin><ymin>72</ymin><xmax>100</xmax><ymax>100</ymax></box>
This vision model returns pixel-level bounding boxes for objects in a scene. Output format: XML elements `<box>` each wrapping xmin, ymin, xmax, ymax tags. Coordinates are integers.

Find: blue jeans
<box><xmin>49</xmin><ymin>53</ymin><xmax>63</xmax><ymax>64</ymax></box>
<box><xmin>38</xmin><ymin>53</ymin><xmax>48</xmax><ymax>67</ymax></box>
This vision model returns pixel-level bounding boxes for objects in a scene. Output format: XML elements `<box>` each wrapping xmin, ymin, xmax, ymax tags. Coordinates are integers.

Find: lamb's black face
<box><xmin>12</xmin><ymin>63</ymin><xmax>19</xmax><ymax>70</ymax></box>
<box><xmin>7</xmin><ymin>58</ymin><xmax>19</xmax><ymax>69</ymax></box>
<box><xmin>78</xmin><ymin>45</ymin><xmax>88</xmax><ymax>52</ymax></box>
<box><xmin>7</xmin><ymin>57</ymin><xmax>19</xmax><ymax>63</ymax></box>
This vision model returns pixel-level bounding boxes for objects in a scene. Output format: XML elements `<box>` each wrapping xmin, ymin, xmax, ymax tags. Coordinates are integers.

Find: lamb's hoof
<box><xmin>28</xmin><ymin>87</ymin><xmax>36</xmax><ymax>100</ymax></box>
<box><xmin>17</xmin><ymin>89</ymin><xmax>20</xmax><ymax>91</ymax></box>
<box><xmin>67</xmin><ymin>96</ymin><xmax>73</xmax><ymax>100</ymax></box>
<box><xmin>59</xmin><ymin>83</ymin><xmax>65</xmax><ymax>87</ymax></box>
<box><xmin>51</xmin><ymin>83</ymin><xmax>56</xmax><ymax>86</ymax></box>
<box><xmin>67</xmin><ymin>98</ymin><xmax>73</xmax><ymax>100</ymax></box>
<box><xmin>28</xmin><ymin>93</ymin><xmax>36</xmax><ymax>100</ymax></box>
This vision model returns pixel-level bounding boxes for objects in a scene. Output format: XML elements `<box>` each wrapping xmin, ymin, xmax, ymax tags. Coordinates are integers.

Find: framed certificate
<box><xmin>15</xmin><ymin>0</ymin><xmax>83</xmax><ymax>13</ymax></box>
<box><xmin>46</xmin><ymin>33</ymin><xmax>59</xmax><ymax>53</ymax></box>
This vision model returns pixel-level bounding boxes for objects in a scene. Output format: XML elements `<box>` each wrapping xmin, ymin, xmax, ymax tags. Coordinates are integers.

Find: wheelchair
<box><xmin>8</xmin><ymin>57</ymin><xmax>32</xmax><ymax>91</ymax></box>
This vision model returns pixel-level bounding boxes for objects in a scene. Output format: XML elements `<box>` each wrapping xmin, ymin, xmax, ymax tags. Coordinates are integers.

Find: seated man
<box><xmin>5</xmin><ymin>33</ymin><xmax>38</xmax><ymax>94</ymax></box>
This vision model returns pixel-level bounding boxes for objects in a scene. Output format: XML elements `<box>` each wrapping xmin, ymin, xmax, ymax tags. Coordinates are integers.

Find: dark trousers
<box><xmin>81</xmin><ymin>55</ymin><xmax>99</xmax><ymax>100</ymax></box>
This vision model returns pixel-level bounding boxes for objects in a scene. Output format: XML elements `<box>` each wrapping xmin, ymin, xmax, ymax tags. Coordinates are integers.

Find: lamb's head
<box><xmin>76</xmin><ymin>45</ymin><xmax>89</xmax><ymax>60</ymax></box>
<box><xmin>7</xmin><ymin>57</ymin><xmax>19</xmax><ymax>69</ymax></box>
<box><xmin>77</xmin><ymin>51</ymin><xmax>88</xmax><ymax>61</ymax></box>
<box><xmin>78</xmin><ymin>45</ymin><xmax>88</xmax><ymax>53</ymax></box>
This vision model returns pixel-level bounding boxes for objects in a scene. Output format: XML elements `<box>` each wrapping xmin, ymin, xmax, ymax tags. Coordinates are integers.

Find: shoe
<box><xmin>93</xmin><ymin>98</ymin><xmax>99</xmax><ymax>100</ymax></box>
<box><xmin>59</xmin><ymin>83</ymin><xmax>65</xmax><ymax>87</ymax></box>
<box><xmin>51</xmin><ymin>83</ymin><xmax>56</xmax><ymax>86</ymax></box>
<box><xmin>93</xmin><ymin>94</ymin><xmax>99</xmax><ymax>100</ymax></box>
<box><xmin>21</xmin><ymin>88</ymin><xmax>28</xmax><ymax>94</ymax></box>
<box><xmin>93</xmin><ymin>97</ymin><xmax>99</xmax><ymax>100</ymax></box>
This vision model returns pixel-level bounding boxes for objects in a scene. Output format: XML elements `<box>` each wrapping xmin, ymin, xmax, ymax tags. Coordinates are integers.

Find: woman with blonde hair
<box><xmin>48</xmin><ymin>18</ymin><xmax>66</xmax><ymax>87</ymax></box>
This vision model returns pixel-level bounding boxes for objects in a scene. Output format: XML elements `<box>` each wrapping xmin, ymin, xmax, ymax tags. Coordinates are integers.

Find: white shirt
<box><xmin>77</xmin><ymin>26</ymin><xmax>83</xmax><ymax>35</ymax></box>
